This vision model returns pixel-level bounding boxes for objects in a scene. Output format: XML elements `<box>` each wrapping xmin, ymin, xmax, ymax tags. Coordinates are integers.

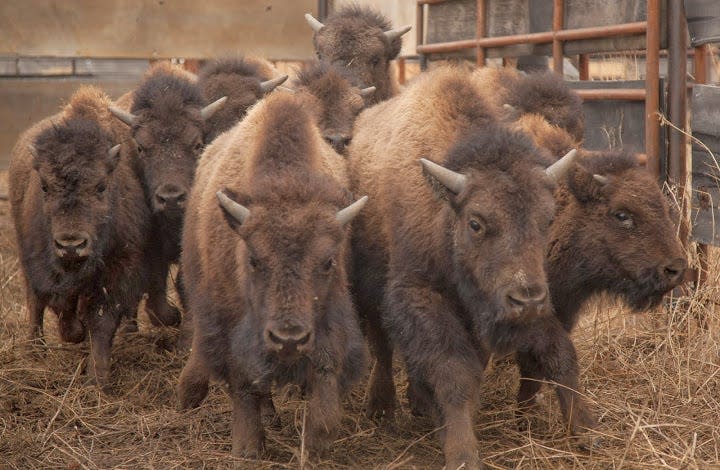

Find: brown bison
<box><xmin>9</xmin><ymin>86</ymin><xmax>150</xmax><ymax>387</ymax></box>
<box><xmin>198</xmin><ymin>57</ymin><xmax>289</xmax><ymax>142</ymax></box>
<box><xmin>347</xmin><ymin>66</ymin><xmax>588</xmax><ymax>469</ymax></box>
<box><xmin>108</xmin><ymin>63</ymin><xmax>225</xmax><ymax>328</ymax></box>
<box><xmin>305</xmin><ymin>5</ymin><xmax>411</xmax><ymax>104</ymax></box>
<box><xmin>176</xmin><ymin>87</ymin><xmax>368</xmax><ymax>458</ymax></box>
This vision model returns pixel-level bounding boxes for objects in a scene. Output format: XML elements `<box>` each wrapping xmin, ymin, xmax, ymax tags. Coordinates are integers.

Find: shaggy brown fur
<box><xmin>198</xmin><ymin>57</ymin><xmax>278</xmax><ymax>142</ymax></box>
<box><xmin>311</xmin><ymin>4</ymin><xmax>407</xmax><ymax>104</ymax></box>
<box><xmin>176</xmin><ymin>88</ymin><xmax>365</xmax><ymax>459</ymax></box>
<box><xmin>111</xmin><ymin>63</ymin><xmax>218</xmax><ymax>329</ymax></box>
<box><xmin>8</xmin><ymin>86</ymin><xmax>150</xmax><ymax>387</ymax></box>
<box><xmin>347</xmin><ymin>66</ymin><xmax>592</xmax><ymax>469</ymax></box>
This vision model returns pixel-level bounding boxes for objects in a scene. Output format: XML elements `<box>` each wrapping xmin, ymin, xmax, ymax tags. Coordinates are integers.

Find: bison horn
<box><xmin>336</xmin><ymin>195</ymin><xmax>368</xmax><ymax>225</ymax></box>
<box><xmin>216</xmin><ymin>191</ymin><xmax>250</xmax><ymax>225</ymax></box>
<box><xmin>503</xmin><ymin>104</ymin><xmax>517</xmax><ymax>113</ymax></box>
<box><xmin>305</xmin><ymin>13</ymin><xmax>325</xmax><ymax>32</ymax></box>
<box><xmin>108</xmin><ymin>144</ymin><xmax>121</xmax><ymax>159</ymax></box>
<box><xmin>359</xmin><ymin>86</ymin><xmax>376</xmax><ymax>97</ymax></box>
<box><xmin>593</xmin><ymin>174</ymin><xmax>610</xmax><ymax>185</ymax></box>
<box><xmin>420</xmin><ymin>158</ymin><xmax>467</xmax><ymax>194</ymax></box>
<box><xmin>260</xmin><ymin>75</ymin><xmax>289</xmax><ymax>94</ymax></box>
<box><xmin>545</xmin><ymin>149</ymin><xmax>578</xmax><ymax>182</ymax></box>
<box><xmin>201</xmin><ymin>96</ymin><xmax>228</xmax><ymax>121</ymax></box>
<box><xmin>108</xmin><ymin>106</ymin><xmax>138</xmax><ymax>127</ymax></box>
<box><xmin>384</xmin><ymin>25</ymin><xmax>412</xmax><ymax>41</ymax></box>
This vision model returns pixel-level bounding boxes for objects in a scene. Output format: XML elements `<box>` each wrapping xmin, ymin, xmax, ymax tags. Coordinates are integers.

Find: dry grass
<box><xmin>1</xmin><ymin>168</ymin><xmax>719</xmax><ymax>469</ymax></box>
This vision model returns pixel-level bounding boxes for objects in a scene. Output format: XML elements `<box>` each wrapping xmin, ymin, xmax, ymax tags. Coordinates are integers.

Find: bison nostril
<box><xmin>296</xmin><ymin>331</ymin><xmax>311</xmax><ymax>346</ymax></box>
<box><xmin>664</xmin><ymin>258</ymin><xmax>687</xmax><ymax>281</ymax></box>
<box><xmin>506</xmin><ymin>285</ymin><xmax>547</xmax><ymax>309</ymax></box>
<box><xmin>267</xmin><ymin>330</ymin><xmax>284</xmax><ymax>345</ymax></box>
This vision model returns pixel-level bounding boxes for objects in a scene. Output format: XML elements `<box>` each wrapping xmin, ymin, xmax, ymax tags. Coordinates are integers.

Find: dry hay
<box><xmin>1</xmin><ymin>169</ymin><xmax>719</xmax><ymax>469</ymax></box>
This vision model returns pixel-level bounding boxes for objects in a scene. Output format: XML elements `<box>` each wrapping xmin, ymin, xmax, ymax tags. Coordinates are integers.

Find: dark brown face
<box><xmin>202</xmin><ymin>77</ymin><xmax>264</xmax><ymax>142</ymax></box>
<box><xmin>449</xmin><ymin>168</ymin><xmax>556</xmax><ymax>321</ymax></box>
<box><xmin>563</xmin><ymin>164</ymin><xmax>688</xmax><ymax>309</ymax></box>
<box><xmin>32</xmin><ymin>120</ymin><xmax>120</xmax><ymax>268</ymax></box>
<box><xmin>317</xmin><ymin>86</ymin><xmax>367</xmax><ymax>155</ymax></box>
<box><xmin>221</xmin><ymin>196</ymin><xmax>348</xmax><ymax>360</ymax></box>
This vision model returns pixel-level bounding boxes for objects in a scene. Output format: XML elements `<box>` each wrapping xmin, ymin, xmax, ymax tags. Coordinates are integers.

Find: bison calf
<box><xmin>9</xmin><ymin>86</ymin><xmax>150</xmax><ymax>387</ymax></box>
<box><xmin>177</xmin><ymin>87</ymin><xmax>367</xmax><ymax>458</ymax></box>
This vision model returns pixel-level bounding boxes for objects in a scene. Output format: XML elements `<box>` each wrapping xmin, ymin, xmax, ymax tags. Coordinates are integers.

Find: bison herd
<box><xmin>8</xmin><ymin>5</ymin><xmax>688</xmax><ymax>469</ymax></box>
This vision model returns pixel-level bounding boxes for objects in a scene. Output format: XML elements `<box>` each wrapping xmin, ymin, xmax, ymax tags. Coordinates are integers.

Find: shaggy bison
<box><xmin>305</xmin><ymin>5</ymin><xmax>411</xmax><ymax>104</ymax></box>
<box><xmin>9</xmin><ymin>86</ymin><xmax>150</xmax><ymax>387</ymax></box>
<box><xmin>109</xmin><ymin>63</ymin><xmax>225</xmax><ymax>328</ymax></box>
<box><xmin>176</xmin><ymin>88</ymin><xmax>368</xmax><ymax>458</ymax></box>
<box><xmin>198</xmin><ymin>57</ymin><xmax>288</xmax><ymax>142</ymax></box>
<box><xmin>347</xmin><ymin>66</ymin><xmax>588</xmax><ymax>469</ymax></box>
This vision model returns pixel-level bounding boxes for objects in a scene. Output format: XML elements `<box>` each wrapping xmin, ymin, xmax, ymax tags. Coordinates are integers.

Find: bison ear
<box><xmin>217</xmin><ymin>190</ymin><xmax>250</xmax><ymax>232</ymax></box>
<box><xmin>567</xmin><ymin>164</ymin><xmax>609</xmax><ymax>204</ymax></box>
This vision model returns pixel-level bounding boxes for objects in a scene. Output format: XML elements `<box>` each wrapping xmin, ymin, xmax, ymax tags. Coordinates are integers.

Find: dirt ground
<box><xmin>1</xmin><ymin>168</ymin><xmax>719</xmax><ymax>469</ymax></box>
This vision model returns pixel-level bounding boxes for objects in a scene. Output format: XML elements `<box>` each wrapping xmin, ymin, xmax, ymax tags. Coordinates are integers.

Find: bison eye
<box><xmin>249</xmin><ymin>256</ymin><xmax>261</xmax><ymax>271</ymax></box>
<box><xmin>370</xmin><ymin>56</ymin><xmax>380</xmax><ymax>66</ymax></box>
<box><xmin>96</xmin><ymin>182</ymin><xmax>106</xmax><ymax>194</ymax></box>
<box><xmin>614</xmin><ymin>211</ymin><xmax>634</xmax><ymax>228</ymax></box>
<box><xmin>194</xmin><ymin>142</ymin><xmax>203</xmax><ymax>153</ymax></box>
<box><xmin>469</xmin><ymin>219</ymin><xmax>484</xmax><ymax>233</ymax></box>
<box><xmin>322</xmin><ymin>258</ymin><xmax>336</xmax><ymax>273</ymax></box>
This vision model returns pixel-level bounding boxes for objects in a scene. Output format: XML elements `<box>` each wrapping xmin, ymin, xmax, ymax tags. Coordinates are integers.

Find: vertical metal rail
<box><xmin>694</xmin><ymin>44</ymin><xmax>710</xmax><ymax>287</ymax></box>
<box><xmin>417</xmin><ymin>2</ymin><xmax>427</xmax><ymax>70</ymax></box>
<box><xmin>552</xmin><ymin>0</ymin><xmax>565</xmax><ymax>73</ymax></box>
<box><xmin>476</xmin><ymin>0</ymin><xmax>486</xmax><ymax>66</ymax></box>
<box><xmin>645</xmin><ymin>0</ymin><xmax>661</xmax><ymax>178</ymax></box>
<box><xmin>578</xmin><ymin>54</ymin><xmax>589</xmax><ymax>79</ymax></box>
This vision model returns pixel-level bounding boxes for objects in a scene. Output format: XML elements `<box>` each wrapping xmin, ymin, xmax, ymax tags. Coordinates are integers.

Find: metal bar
<box><xmin>476</xmin><ymin>0</ymin><xmax>486</xmax><ymax>66</ymax></box>
<box><xmin>552</xmin><ymin>0</ymin><xmax>564</xmax><ymax>73</ymax></box>
<box><xmin>575</xmin><ymin>88</ymin><xmax>646</xmax><ymax>100</ymax></box>
<box><xmin>318</xmin><ymin>0</ymin><xmax>330</xmax><ymax>20</ymax></box>
<box><xmin>416</xmin><ymin>2</ymin><xmax>426</xmax><ymax>71</ymax></box>
<box><xmin>417</xmin><ymin>0</ymin><xmax>447</xmax><ymax>4</ymax></box>
<box><xmin>644</xmin><ymin>0</ymin><xmax>661</xmax><ymax>179</ymax></box>
<box><xmin>694</xmin><ymin>45</ymin><xmax>710</xmax><ymax>288</ymax></box>
<box><xmin>397</xmin><ymin>57</ymin><xmax>406</xmax><ymax>85</ymax></box>
<box><xmin>578</xmin><ymin>54</ymin><xmax>589</xmax><ymax>80</ymax></box>
<box><xmin>416</xmin><ymin>21</ymin><xmax>647</xmax><ymax>54</ymax></box>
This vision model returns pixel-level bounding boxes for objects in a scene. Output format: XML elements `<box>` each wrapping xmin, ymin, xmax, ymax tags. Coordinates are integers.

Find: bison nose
<box><xmin>662</xmin><ymin>257</ymin><xmax>688</xmax><ymax>285</ymax></box>
<box><xmin>154</xmin><ymin>185</ymin><xmax>187</xmax><ymax>211</ymax></box>
<box><xmin>53</xmin><ymin>232</ymin><xmax>91</xmax><ymax>259</ymax></box>
<box><xmin>264</xmin><ymin>325</ymin><xmax>314</xmax><ymax>355</ymax></box>
<box><xmin>505</xmin><ymin>284</ymin><xmax>548</xmax><ymax>313</ymax></box>
<box><xmin>324</xmin><ymin>135</ymin><xmax>352</xmax><ymax>154</ymax></box>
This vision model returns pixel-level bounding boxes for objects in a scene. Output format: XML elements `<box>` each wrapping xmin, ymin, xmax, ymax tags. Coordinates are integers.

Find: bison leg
<box><xmin>305</xmin><ymin>374</ymin><xmax>341</xmax><ymax>459</ymax></box>
<box><xmin>145</xmin><ymin>257</ymin><xmax>180</xmax><ymax>327</ymax></box>
<box><xmin>86</xmin><ymin>303</ymin><xmax>120</xmax><ymax>389</ymax></box>
<box><xmin>230</xmin><ymin>388</ymin><xmax>264</xmax><ymax>459</ymax></box>
<box><xmin>57</xmin><ymin>295</ymin><xmax>86</xmax><ymax>344</ymax></box>
<box><xmin>177</xmin><ymin>334</ymin><xmax>210</xmax><ymax>409</ymax></box>
<box><xmin>261</xmin><ymin>392</ymin><xmax>282</xmax><ymax>430</ymax></box>
<box><xmin>26</xmin><ymin>288</ymin><xmax>47</xmax><ymax>344</ymax></box>
<box><xmin>406</xmin><ymin>373</ymin><xmax>436</xmax><ymax>418</ymax></box>
<box><xmin>514</xmin><ymin>317</ymin><xmax>596</xmax><ymax>434</ymax></box>
<box><xmin>385</xmin><ymin>279</ymin><xmax>484</xmax><ymax>469</ymax></box>
<box><xmin>366</xmin><ymin>324</ymin><xmax>396</xmax><ymax>421</ymax></box>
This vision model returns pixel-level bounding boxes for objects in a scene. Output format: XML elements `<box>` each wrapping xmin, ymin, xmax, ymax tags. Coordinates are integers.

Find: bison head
<box><xmin>305</xmin><ymin>6</ymin><xmax>410</xmax><ymax>103</ymax></box>
<box><xmin>109</xmin><ymin>75</ymin><xmax>226</xmax><ymax>224</ymax></box>
<box><xmin>30</xmin><ymin>118</ymin><xmax>121</xmax><ymax>270</ymax></box>
<box><xmin>216</xmin><ymin>184</ymin><xmax>367</xmax><ymax>360</ymax></box>
<box><xmin>553</xmin><ymin>151</ymin><xmax>688</xmax><ymax>312</ymax></box>
<box><xmin>419</xmin><ymin>130</ymin><xmax>576</xmax><ymax>330</ymax></box>
<box><xmin>294</xmin><ymin>62</ymin><xmax>375</xmax><ymax>155</ymax></box>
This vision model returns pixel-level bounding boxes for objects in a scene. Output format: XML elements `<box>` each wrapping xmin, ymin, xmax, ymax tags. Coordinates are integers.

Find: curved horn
<box><xmin>502</xmin><ymin>104</ymin><xmax>517</xmax><ymax>113</ymax></box>
<box><xmin>545</xmin><ymin>149</ymin><xmax>578</xmax><ymax>182</ymax></box>
<box><xmin>420</xmin><ymin>158</ymin><xmax>467</xmax><ymax>194</ymax></box>
<box><xmin>216</xmin><ymin>191</ymin><xmax>250</xmax><ymax>225</ymax></box>
<box><xmin>359</xmin><ymin>86</ymin><xmax>376</xmax><ymax>97</ymax></box>
<box><xmin>201</xmin><ymin>96</ymin><xmax>228</xmax><ymax>121</ymax></box>
<box><xmin>108</xmin><ymin>106</ymin><xmax>138</xmax><ymax>127</ymax></box>
<box><xmin>384</xmin><ymin>25</ymin><xmax>412</xmax><ymax>41</ymax></box>
<box><xmin>593</xmin><ymin>174</ymin><xmax>610</xmax><ymax>185</ymax></box>
<box><xmin>108</xmin><ymin>144</ymin><xmax>121</xmax><ymax>159</ymax></box>
<box><xmin>305</xmin><ymin>13</ymin><xmax>325</xmax><ymax>32</ymax></box>
<box><xmin>260</xmin><ymin>75</ymin><xmax>289</xmax><ymax>94</ymax></box>
<box><xmin>336</xmin><ymin>195</ymin><xmax>368</xmax><ymax>225</ymax></box>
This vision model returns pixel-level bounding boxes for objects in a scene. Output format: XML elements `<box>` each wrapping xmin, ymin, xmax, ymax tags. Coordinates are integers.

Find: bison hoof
<box><xmin>231</xmin><ymin>439</ymin><xmax>264</xmax><ymax>460</ymax></box>
<box><xmin>59</xmin><ymin>321</ymin><xmax>87</xmax><ymax>344</ymax></box>
<box><xmin>365</xmin><ymin>401</ymin><xmax>395</xmax><ymax>422</ymax></box>
<box><xmin>177</xmin><ymin>381</ymin><xmax>209</xmax><ymax>410</ymax></box>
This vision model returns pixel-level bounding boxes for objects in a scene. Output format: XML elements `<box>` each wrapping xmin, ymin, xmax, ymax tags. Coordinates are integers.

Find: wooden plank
<box><xmin>0</xmin><ymin>77</ymin><xmax>140</xmax><ymax>171</ymax></box>
<box><xmin>0</xmin><ymin>0</ymin><xmax>317</xmax><ymax>60</ymax></box>
<box><xmin>690</xmin><ymin>84</ymin><xmax>720</xmax><ymax>246</ymax></box>
<box><xmin>685</xmin><ymin>0</ymin><xmax>720</xmax><ymax>47</ymax></box>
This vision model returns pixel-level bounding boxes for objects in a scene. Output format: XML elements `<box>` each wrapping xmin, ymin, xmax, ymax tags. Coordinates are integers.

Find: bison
<box><xmin>198</xmin><ymin>57</ymin><xmax>288</xmax><ymax>142</ymax></box>
<box><xmin>347</xmin><ymin>65</ymin><xmax>588</xmax><ymax>469</ymax></box>
<box><xmin>9</xmin><ymin>86</ymin><xmax>150</xmax><ymax>387</ymax></box>
<box><xmin>176</xmin><ymin>87</ymin><xmax>368</xmax><ymax>458</ymax></box>
<box><xmin>305</xmin><ymin>5</ymin><xmax>411</xmax><ymax>104</ymax></box>
<box><xmin>108</xmin><ymin>63</ymin><xmax>226</xmax><ymax>329</ymax></box>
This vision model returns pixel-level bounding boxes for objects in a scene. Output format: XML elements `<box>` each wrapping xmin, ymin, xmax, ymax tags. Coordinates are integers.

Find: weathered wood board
<box><xmin>685</xmin><ymin>0</ymin><xmax>720</xmax><ymax>47</ymax></box>
<box><xmin>690</xmin><ymin>84</ymin><xmax>720</xmax><ymax>246</ymax></box>
<box><xmin>424</xmin><ymin>0</ymin><xmax>667</xmax><ymax>60</ymax></box>
<box><xmin>0</xmin><ymin>0</ymin><xmax>317</xmax><ymax>60</ymax></box>
<box><xmin>0</xmin><ymin>78</ymin><xmax>140</xmax><ymax>170</ymax></box>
